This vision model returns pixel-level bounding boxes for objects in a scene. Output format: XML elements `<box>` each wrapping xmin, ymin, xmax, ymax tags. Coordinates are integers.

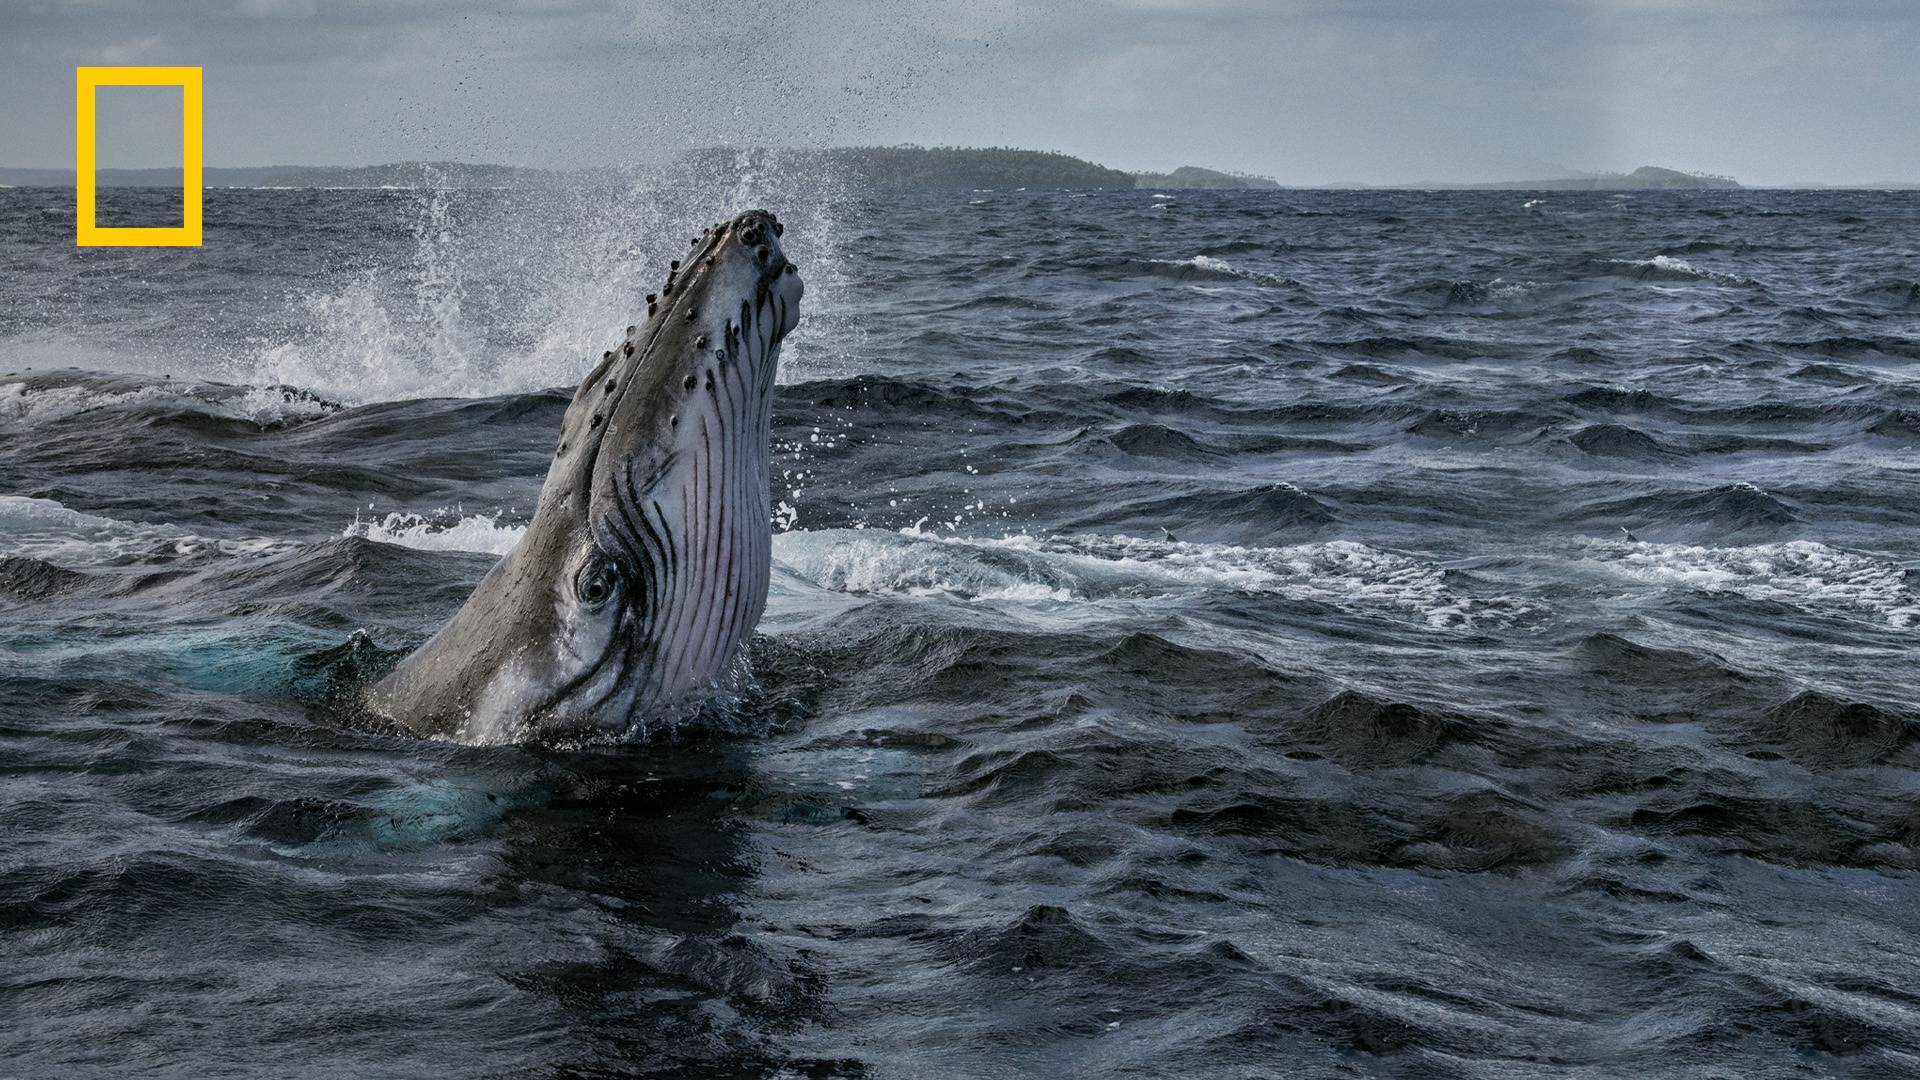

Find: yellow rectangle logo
<box><xmin>75</xmin><ymin>66</ymin><xmax>203</xmax><ymax>247</ymax></box>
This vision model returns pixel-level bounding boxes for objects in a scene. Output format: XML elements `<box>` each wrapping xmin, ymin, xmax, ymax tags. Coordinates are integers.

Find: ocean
<box><xmin>3</xmin><ymin>177</ymin><xmax>1919</xmax><ymax>1078</ymax></box>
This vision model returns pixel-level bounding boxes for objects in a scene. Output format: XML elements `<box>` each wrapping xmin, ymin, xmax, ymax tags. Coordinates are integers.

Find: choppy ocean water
<box><xmin>3</xmin><ymin>180</ymin><xmax>1919</xmax><ymax>1078</ymax></box>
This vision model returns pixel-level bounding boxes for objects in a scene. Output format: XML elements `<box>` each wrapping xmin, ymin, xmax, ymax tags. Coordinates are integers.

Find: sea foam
<box><xmin>342</xmin><ymin>511</ymin><xmax>527</xmax><ymax>556</ymax></box>
<box><xmin>1581</xmin><ymin>539</ymin><xmax>1919</xmax><ymax>628</ymax></box>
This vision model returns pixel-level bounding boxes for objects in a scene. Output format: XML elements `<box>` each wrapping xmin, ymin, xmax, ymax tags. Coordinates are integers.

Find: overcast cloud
<box><xmin>3</xmin><ymin>0</ymin><xmax>1917</xmax><ymax>184</ymax></box>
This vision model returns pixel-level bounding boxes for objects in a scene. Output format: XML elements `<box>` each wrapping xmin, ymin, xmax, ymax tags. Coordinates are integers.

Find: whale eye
<box><xmin>574</xmin><ymin>559</ymin><xmax>618</xmax><ymax>609</ymax></box>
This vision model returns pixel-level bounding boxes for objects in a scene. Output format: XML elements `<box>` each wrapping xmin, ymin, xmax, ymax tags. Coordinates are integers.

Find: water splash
<box><xmin>249</xmin><ymin>154</ymin><xmax>864</xmax><ymax>403</ymax></box>
<box><xmin>343</xmin><ymin>510</ymin><xmax>526</xmax><ymax>556</ymax></box>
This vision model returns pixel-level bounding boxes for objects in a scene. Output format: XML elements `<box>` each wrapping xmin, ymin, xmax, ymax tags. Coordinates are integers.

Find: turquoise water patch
<box><xmin>264</xmin><ymin>776</ymin><xmax>533</xmax><ymax>860</ymax></box>
<box><xmin>3</xmin><ymin>621</ymin><xmax>341</xmax><ymax>695</ymax></box>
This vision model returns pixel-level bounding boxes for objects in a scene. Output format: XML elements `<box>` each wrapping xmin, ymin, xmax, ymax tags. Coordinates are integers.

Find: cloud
<box><xmin>1096</xmin><ymin>0</ymin><xmax>1262</xmax><ymax>11</ymax></box>
<box><xmin>1064</xmin><ymin>43</ymin><xmax>1202</xmax><ymax>112</ymax></box>
<box><xmin>232</xmin><ymin>0</ymin><xmax>318</xmax><ymax>17</ymax></box>
<box><xmin>95</xmin><ymin>33</ymin><xmax>173</xmax><ymax>63</ymax></box>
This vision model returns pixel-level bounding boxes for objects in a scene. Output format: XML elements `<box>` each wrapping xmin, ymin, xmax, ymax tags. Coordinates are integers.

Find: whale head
<box><xmin>369</xmin><ymin>209</ymin><xmax>803</xmax><ymax>742</ymax></box>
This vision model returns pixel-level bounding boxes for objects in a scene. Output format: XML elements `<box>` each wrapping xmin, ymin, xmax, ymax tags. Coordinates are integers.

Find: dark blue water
<box><xmin>4</xmin><ymin>181</ymin><xmax>1920</xmax><ymax>1078</ymax></box>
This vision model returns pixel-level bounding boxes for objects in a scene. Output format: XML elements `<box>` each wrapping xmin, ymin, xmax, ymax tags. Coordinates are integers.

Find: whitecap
<box><xmin>0</xmin><ymin>379</ymin><xmax>337</xmax><ymax>429</ymax></box>
<box><xmin>772</xmin><ymin>528</ymin><xmax>1533</xmax><ymax>629</ymax></box>
<box><xmin>0</xmin><ymin>381</ymin><xmax>155</xmax><ymax>425</ymax></box>
<box><xmin>1602</xmin><ymin>254</ymin><xmax>1750</xmax><ymax>286</ymax></box>
<box><xmin>342</xmin><ymin>511</ymin><xmax>526</xmax><ymax>556</ymax></box>
<box><xmin>1579</xmin><ymin>539</ymin><xmax>1919</xmax><ymax>629</ymax></box>
<box><xmin>0</xmin><ymin>496</ymin><xmax>290</xmax><ymax>565</ymax></box>
<box><xmin>1148</xmin><ymin>255</ymin><xmax>1291</xmax><ymax>287</ymax></box>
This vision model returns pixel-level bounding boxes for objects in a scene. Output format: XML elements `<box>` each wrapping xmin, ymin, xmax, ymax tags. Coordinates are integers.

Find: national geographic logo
<box><xmin>74</xmin><ymin>66</ymin><xmax>203</xmax><ymax>247</ymax></box>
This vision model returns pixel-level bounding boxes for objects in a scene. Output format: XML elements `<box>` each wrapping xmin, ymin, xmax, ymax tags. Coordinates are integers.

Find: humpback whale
<box><xmin>369</xmin><ymin>209</ymin><xmax>803</xmax><ymax>743</ymax></box>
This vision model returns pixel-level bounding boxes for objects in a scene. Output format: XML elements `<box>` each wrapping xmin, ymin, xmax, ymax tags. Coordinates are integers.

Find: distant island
<box><xmin>1387</xmin><ymin>166</ymin><xmax>1744</xmax><ymax>191</ymax></box>
<box><xmin>1133</xmin><ymin>165</ymin><xmax>1282</xmax><ymax>190</ymax></box>
<box><xmin>0</xmin><ymin>147</ymin><xmax>1280</xmax><ymax>193</ymax></box>
<box><xmin>812</xmin><ymin>147</ymin><xmax>1133</xmax><ymax>190</ymax></box>
<box><xmin>791</xmin><ymin>149</ymin><xmax>1281</xmax><ymax>191</ymax></box>
<box><xmin>1467</xmin><ymin>166</ymin><xmax>1742</xmax><ymax>190</ymax></box>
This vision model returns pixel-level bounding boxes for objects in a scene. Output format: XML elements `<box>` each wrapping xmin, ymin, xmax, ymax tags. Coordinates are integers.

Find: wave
<box><xmin>1774</xmin><ymin>335</ymin><xmax>1920</xmax><ymax>361</ymax></box>
<box><xmin>1328</xmin><ymin>362</ymin><xmax>1409</xmax><ymax>386</ymax></box>
<box><xmin>1196</xmin><ymin>240</ymin><xmax>1267</xmax><ymax>256</ymax></box>
<box><xmin>0</xmin><ymin>555</ymin><xmax>92</xmax><ymax>602</ymax></box>
<box><xmin>1567</xmin><ymin>423</ymin><xmax>1832</xmax><ymax>459</ymax></box>
<box><xmin>1567</xmin><ymin>422</ymin><xmax>1675</xmax><ymax>459</ymax></box>
<box><xmin>341</xmin><ymin>510</ymin><xmax>526</xmax><ymax>556</ymax></box>
<box><xmin>795</xmin><ymin>375</ymin><xmax>1025</xmax><ymax>422</ymax></box>
<box><xmin>773</xmin><ymin>528</ymin><xmax>1078</xmax><ymax>604</ymax></box>
<box><xmin>1661</xmin><ymin>239</ymin><xmax>1745</xmax><ymax>254</ymax></box>
<box><xmin>1590</xmin><ymin>254</ymin><xmax>1753</xmax><ymax>287</ymax></box>
<box><xmin>1169</xmin><ymin>786</ymin><xmax>1567</xmax><ymax>871</ymax></box>
<box><xmin>1774</xmin><ymin>304</ymin><xmax>1846</xmax><ymax>327</ymax></box>
<box><xmin>224</xmin><ymin>777</ymin><xmax>525</xmax><ymax>859</ymax></box>
<box><xmin>1305</xmin><ymin>335</ymin><xmax>1497</xmax><ymax>360</ymax></box>
<box><xmin>1068</xmin><ymin>422</ymin><xmax>1221</xmax><ymax>463</ymax></box>
<box><xmin>1066</xmin><ymin>482</ymin><xmax>1337</xmax><ymax>541</ymax></box>
<box><xmin>1852</xmin><ymin>279</ymin><xmax>1920</xmax><ymax>308</ymax></box>
<box><xmin>328</xmin><ymin>513</ymin><xmax>1536</xmax><ymax>631</ymax></box>
<box><xmin>1405</xmin><ymin>408</ymin><xmax>1558</xmax><ymax>442</ymax></box>
<box><xmin>1582</xmin><ymin>481</ymin><xmax>1803</xmax><ymax>533</ymax></box>
<box><xmin>1563</xmin><ymin>386</ymin><xmax>1668</xmax><ymax>413</ymax></box>
<box><xmin>1866</xmin><ymin>411</ymin><xmax>1920</xmax><ymax>442</ymax></box>
<box><xmin>1788</xmin><ymin>363</ymin><xmax>1874</xmax><ymax>385</ymax></box>
<box><xmin>0</xmin><ymin>374</ymin><xmax>337</xmax><ymax>429</ymax></box>
<box><xmin>0</xmin><ymin>496</ymin><xmax>290</xmax><ymax>566</ymax></box>
<box><xmin>1398</xmin><ymin>278</ymin><xmax>1545</xmax><ymax>308</ymax></box>
<box><xmin>773</xmin><ymin>528</ymin><xmax>1534</xmax><ymax>630</ymax></box>
<box><xmin>1096</xmin><ymin>385</ymin><xmax>1235</xmax><ymax>418</ymax></box>
<box><xmin>1100</xmin><ymin>255</ymin><xmax>1295</xmax><ymax>288</ymax></box>
<box><xmin>1562</xmin><ymin>386</ymin><xmax>1899</xmax><ymax>430</ymax></box>
<box><xmin>1566</xmin><ymin>631</ymin><xmax>1748</xmax><ymax>684</ymax></box>
<box><xmin>1294</xmin><ymin>690</ymin><xmax>1478</xmax><ymax>769</ymax></box>
<box><xmin>2</xmin><ymin>619</ymin><xmax>339</xmax><ymax>695</ymax></box>
<box><xmin>1735</xmin><ymin>691</ymin><xmax>1916</xmax><ymax>771</ymax></box>
<box><xmin>1578</xmin><ymin>539</ymin><xmax>1919</xmax><ymax>628</ymax></box>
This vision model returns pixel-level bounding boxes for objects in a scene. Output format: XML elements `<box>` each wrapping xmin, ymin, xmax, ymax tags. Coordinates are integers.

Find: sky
<box><xmin>3</xmin><ymin>0</ymin><xmax>1918</xmax><ymax>186</ymax></box>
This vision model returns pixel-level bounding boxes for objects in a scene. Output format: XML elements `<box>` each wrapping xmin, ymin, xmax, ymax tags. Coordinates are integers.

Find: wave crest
<box><xmin>773</xmin><ymin>528</ymin><xmax>1533</xmax><ymax>629</ymax></box>
<box><xmin>341</xmin><ymin>510</ymin><xmax>526</xmax><ymax>556</ymax></box>
<box><xmin>1581</xmin><ymin>539</ymin><xmax>1919</xmax><ymax>628</ymax></box>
